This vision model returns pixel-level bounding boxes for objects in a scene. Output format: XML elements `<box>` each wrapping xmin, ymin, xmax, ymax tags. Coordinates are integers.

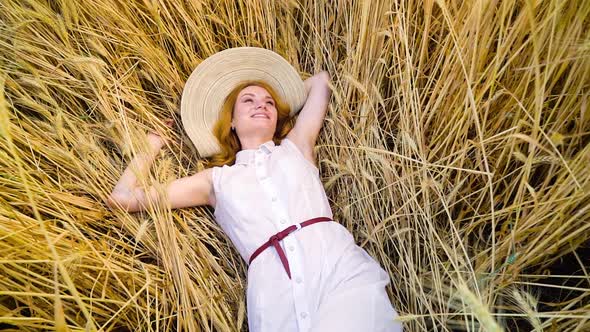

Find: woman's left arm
<box><xmin>286</xmin><ymin>71</ymin><xmax>331</xmax><ymax>164</ymax></box>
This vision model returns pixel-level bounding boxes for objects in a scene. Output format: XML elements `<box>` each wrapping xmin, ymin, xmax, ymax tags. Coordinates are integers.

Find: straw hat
<box><xmin>181</xmin><ymin>47</ymin><xmax>307</xmax><ymax>158</ymax></box>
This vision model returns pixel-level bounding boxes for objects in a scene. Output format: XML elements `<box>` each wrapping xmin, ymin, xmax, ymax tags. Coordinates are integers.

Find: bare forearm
<box><xmin>304</xmin><ymin>71</ymin><xmax>331</xmax><ymax>95</ymax></box>
<box><xmin>106</xmin><ymin>122</ymin><xmax>173</xmax><ymax>211</ymax></box>
<box><xmin>112</xmin><ymin>146</ymin><xmax>161</xmax><ymax>195</ymax></box>
<box><xmin>106</xmin><ymin>144</ymin><xmax>162</xmax><ymax>212</ymax></box>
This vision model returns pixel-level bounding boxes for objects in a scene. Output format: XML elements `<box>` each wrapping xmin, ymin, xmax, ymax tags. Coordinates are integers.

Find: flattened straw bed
<box><xmin>0</xmin><ymin>0</ymin><xmax>588</xmax><ymax>331</ymax></box>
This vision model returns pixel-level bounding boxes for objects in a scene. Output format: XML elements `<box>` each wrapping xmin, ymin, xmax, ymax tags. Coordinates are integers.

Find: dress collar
<box><xmin>234</xmin><ymin>140</ymin><xmax>276</xmax><ymax>165</ymax></box>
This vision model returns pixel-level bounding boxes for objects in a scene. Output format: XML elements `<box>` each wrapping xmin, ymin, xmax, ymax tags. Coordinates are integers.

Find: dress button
<box><xmin>300</xmin><ymin>312</ymin><xmax>308</xmax><ymax>319</ymax></box>
<box><xmin>295</xmin><ymin>277</ymin><xmax>302</xmax><ymax>283</ymax></box>
<box><xmin>280</xmin><ymin>219</ymin><xmax>286</xmax><ymax>224</ymax></box>
<box><xmin>288</xmin><ymin>245</ymin><xmax>294</xmax><ymax>251</ymax></box>
<box><xmin>256</xmin><ymin>162</ymin><xmax>262</xmax><ymax>166</ymax></box>
<box><xmin>271</xmin><ymin>197</ymin><xmax>277</xmax><ymax>202</ymax></box>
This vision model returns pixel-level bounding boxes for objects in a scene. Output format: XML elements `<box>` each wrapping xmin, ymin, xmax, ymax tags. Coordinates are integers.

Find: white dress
<box><xmin>211</xmin><ymin>138</ymin><xmax>402</xmax><ymax>332</ymax></box>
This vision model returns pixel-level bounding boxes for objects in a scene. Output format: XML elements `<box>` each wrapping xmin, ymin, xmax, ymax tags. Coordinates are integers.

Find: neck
<box><xmin>239</xmin><ymin>136</ymin><xmax>274</xmax><ymax>150</ymax></box>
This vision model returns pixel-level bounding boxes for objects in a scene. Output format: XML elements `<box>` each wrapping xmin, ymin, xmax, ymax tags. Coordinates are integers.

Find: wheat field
<box><xmin>0</xmin><ymin>0</ymin><xmax>589</xmax><ymax>331</ymax></box>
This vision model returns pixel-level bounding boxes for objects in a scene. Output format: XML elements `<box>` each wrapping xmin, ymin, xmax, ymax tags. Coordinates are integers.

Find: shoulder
<box><xmin>283</xmin><ymin>132</ymin><xmax>317</xmax><ymax>167</ymax></box>
<box><xmin>203</xmin><ymin>165</ymin><xmax>230</xmax><ymax>207</ymax></box>
<box><xmin>194</xmin><ymin>167</ymin><xmax>216</xmax><ymax>182</ymax></box>
<box><xmin>207</xmin><ymin>164</ymin><xmax>240</xmax><ymax>185</ymax></box>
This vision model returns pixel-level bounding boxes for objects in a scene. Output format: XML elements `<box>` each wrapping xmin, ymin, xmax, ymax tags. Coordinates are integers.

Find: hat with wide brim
<box><xmin>181</xmin><ymin>47</ymin><xmax>307</xmax><ymax>158</ymax></box>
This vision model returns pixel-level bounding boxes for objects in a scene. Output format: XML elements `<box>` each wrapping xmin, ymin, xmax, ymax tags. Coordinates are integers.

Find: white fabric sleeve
<box><xmin>282</xmin><ymin>138</ymin><xmax>320</xmax><ymax>174</ymax></box>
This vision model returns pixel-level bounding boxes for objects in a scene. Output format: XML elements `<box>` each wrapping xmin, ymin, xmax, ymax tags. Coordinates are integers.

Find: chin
<box><xmin>244</xmin><ymin>126</ymin><xmax>276</xmax><ymax>136</ymax></box>
<box><xmin>251</xmin><ymin>122</ymin><xmax>276</xmax><ymax>130</ymax></box>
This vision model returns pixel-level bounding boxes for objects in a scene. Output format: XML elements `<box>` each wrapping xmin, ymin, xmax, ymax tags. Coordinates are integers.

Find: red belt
<box><xmin>248</xmin><ymin>217</ymin><xmax>332</xmax><ymax>279</ymax></box>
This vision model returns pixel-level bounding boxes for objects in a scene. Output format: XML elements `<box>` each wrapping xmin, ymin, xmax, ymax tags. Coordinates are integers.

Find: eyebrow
<box><xmin>240</xmin><ymin>93</ymin><xmax>273</xmax><ymax>100</ymax></box>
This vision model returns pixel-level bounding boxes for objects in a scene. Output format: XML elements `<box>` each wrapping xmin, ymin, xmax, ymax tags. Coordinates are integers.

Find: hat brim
<box><xmin>181</xmin><ymin>47</ymin><xmax>307</xmax><ymax>158</ymax></box>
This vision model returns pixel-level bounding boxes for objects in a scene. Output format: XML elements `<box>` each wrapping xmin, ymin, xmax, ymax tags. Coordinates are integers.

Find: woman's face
<box><xmin>232</xmin><ymin>85</ymin><xmax>278</xmax><ymax>139</ymax></box>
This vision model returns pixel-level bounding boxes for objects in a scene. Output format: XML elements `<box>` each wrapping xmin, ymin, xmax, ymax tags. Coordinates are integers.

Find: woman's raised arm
<box><xmin>286</xmin><ymin>70</ymin><xmax>331</xmax><ymax>165</ymax></box>
<box><xmin>106</xmin><ymin>123</ymin><xmax>215</xmax><ymax>213</ymax></box>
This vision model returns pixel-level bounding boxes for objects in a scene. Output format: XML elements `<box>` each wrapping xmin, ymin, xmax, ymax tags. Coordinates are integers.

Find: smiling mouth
<box><xmin>251</xmin><ymin>114</ymin><xmax>270</xmax><ymax>119</ymax></box>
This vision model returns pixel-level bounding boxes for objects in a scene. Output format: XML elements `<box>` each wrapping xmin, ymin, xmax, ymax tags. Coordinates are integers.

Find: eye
<box><xmin>244</xmin><ymin>98</ymin><xmax>252</xmax><ymax>103</ymax></box>
<box><xmin>266</xmin><ymin>101</ymin><xmax>275</xmax><ymax>106</ymax></box>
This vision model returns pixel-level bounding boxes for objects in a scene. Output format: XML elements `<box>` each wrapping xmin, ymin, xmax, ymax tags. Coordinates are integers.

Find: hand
<box><xmin>147</xmin><ymin>118</ymin><xmax>174</xmax><ymax>150</ymax></box>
